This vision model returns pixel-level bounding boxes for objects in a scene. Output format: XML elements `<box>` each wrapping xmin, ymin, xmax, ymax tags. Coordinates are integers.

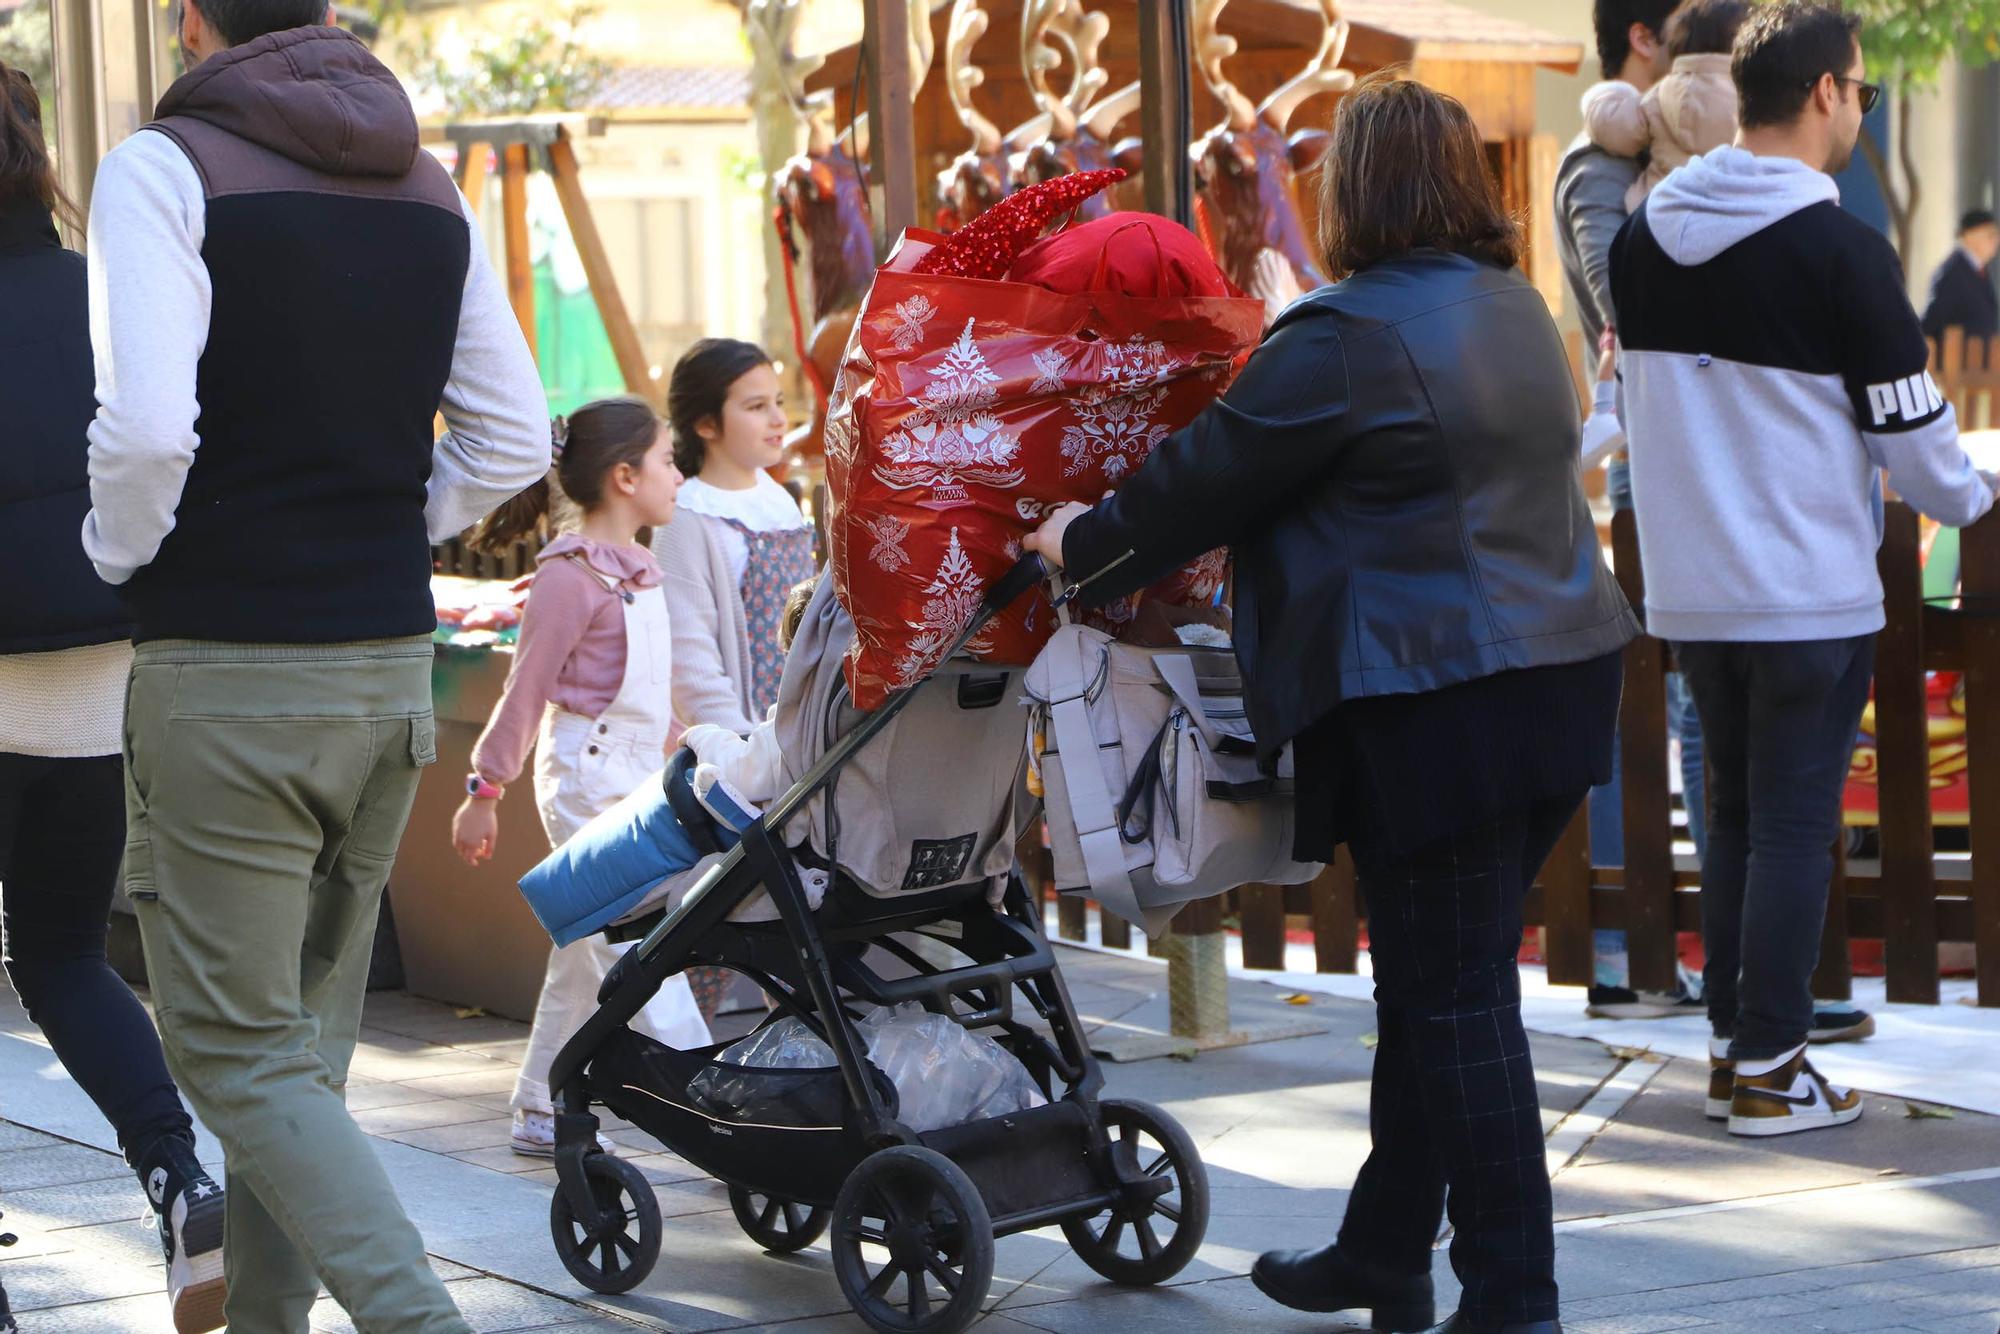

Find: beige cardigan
<box><xmin>652</xmin><ymin>512</ymin><xmax>759</xmax><ymax>735</ymax></box>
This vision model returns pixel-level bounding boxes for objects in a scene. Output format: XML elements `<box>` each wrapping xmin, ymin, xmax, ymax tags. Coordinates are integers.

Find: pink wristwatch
<box><xmin>465</xmin><ymin>774</ymin><xmax>504</xmax><ymax>801</ymax></box>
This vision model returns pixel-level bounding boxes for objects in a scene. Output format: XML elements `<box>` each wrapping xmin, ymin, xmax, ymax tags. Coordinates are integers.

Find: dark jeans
<box><xmin>0</xmin><ymin>752</ymin><xmax>192</xmax><ymax>1167</ymax></box>
<box><xmin>1335</xmin><ymin>794</ymin><xmax>1581</xmax><ymax>1326</ymax></box>
<box><xmin>1674</xmin><ymin>636</ymin><xmax>1875</xmax><ymax>1061</ymax></box>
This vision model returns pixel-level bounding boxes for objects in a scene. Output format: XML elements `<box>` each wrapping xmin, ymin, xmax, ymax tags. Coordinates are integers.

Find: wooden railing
<box><xmin>1045</xmin><ymin>331</ymin><xmax>2000</xmax><ymax>1009</ymax></box>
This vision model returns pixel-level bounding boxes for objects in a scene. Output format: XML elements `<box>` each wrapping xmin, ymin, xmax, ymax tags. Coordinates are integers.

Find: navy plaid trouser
<box><xmin>1334</xmin><ymin>794</ymin><xmax>1580</xmax><ymax>1326</ymax></box>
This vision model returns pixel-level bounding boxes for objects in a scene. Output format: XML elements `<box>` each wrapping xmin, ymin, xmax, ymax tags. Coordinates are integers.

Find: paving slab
<box><xmin>5</xmin><ymin>947</ymin><xmax>1998</xmax><ymax>1332</ymax></box>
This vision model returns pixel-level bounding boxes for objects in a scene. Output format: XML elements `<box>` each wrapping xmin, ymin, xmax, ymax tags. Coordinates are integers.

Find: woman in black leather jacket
<box><xmin>1028</xmin><ymin>76</ymin><xmax>1637</xmax><ymax>1334</ymax></box>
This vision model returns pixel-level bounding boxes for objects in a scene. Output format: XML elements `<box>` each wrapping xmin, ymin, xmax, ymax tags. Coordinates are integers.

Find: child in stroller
<box><xmin>522</xmin><ymin>558</ymin><xmax>1210</xmax><ymax>1334</ymax></box>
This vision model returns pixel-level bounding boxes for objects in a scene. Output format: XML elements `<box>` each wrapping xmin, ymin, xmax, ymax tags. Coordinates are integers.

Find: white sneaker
<box><xmin>1727</xmin><ymin>1045</ymin><xmax>1863</xmax><ymax>1138</ymax></box>
<box><xmin>511</xmin><ymin>1109</ymin><xmax>616</xmax><ymax>1158</ymax></box>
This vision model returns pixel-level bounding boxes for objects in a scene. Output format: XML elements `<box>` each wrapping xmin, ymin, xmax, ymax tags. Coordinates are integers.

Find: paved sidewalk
<box><xmin>3</xmin><ymin>946</ymin><xmax>1997</xmax><ymax>1332</ymax></box>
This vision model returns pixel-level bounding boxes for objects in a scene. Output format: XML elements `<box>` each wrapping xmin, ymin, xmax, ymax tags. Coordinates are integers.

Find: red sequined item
<box><xmin>911</xmin><ymin>170</ymin><xmax>1126</xmax><ymax>280</ymax></box>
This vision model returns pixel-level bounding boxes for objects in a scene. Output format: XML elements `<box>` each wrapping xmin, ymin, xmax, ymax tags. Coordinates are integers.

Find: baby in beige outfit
<box><xmin>1581</xmin><ymin>0</ymin><xmax>1750</xmax><ymax>211</ymax></box>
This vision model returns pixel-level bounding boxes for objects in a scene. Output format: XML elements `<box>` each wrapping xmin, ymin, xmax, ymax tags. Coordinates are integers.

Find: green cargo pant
<box><xmin>123</xmin><ymin>639</ymin><xmax>470</xmax><ymax>1334</ymax></box>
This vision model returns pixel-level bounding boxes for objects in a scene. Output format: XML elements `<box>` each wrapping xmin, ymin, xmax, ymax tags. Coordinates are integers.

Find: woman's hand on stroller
<box><xmin>453</xmin><ymin>795</ymin><xmax>500</xmax><ymax>867</ymax></box>
<box><xmin>1024</xmin><ymin>492</ymin><xmax>1111</xmax><ymax>572</ymax></box>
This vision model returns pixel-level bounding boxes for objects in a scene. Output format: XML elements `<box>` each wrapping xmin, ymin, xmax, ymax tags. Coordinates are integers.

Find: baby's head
<box><xmin>779</xmin><ymin>577</ymin><xmax>818</xmax><ymax>652</ymax></box>
<box><xmin>1667</xmin><ymin>0</ymin><xmax>1750</xmax><ymax>58</ymax></box>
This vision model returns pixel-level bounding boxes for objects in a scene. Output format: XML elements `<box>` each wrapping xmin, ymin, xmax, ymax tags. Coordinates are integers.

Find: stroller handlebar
<box><xmin>979</xmin><ymin>553</ymin><xmax>1048</xmax><ymax>621</ymax></box>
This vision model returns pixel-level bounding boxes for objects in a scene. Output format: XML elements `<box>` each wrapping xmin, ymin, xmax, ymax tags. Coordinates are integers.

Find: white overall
<box><xmin>514</xmin><ymin>562</ymin><xmax>711</xmax><ymax>1115</ymax></box>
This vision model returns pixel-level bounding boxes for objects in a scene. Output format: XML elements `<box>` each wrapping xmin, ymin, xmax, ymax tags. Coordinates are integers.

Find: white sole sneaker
<box><xmin>168</xmin><ymin>1185</ymin><xmax>227</xmax><ymax>1334</ymax></box>
<box><xmin>1727</xmin><ymin>1051</ymin><xmax>1864</xmax><ymax>1138</ymax></box>
<box><xmin>1728</xmin><ymin>1101</ymin><xmax>1864</xmax><ymax>1136</ymax></box>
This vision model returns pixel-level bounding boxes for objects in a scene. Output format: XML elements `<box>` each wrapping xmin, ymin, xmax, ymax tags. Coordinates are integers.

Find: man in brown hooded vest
<box><xmin>82</xmin><ymin>2</ymin><xmax>550</xmax><ymax>1329</ymax></box>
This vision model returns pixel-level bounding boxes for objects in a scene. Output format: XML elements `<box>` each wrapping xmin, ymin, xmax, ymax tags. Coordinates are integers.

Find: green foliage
<box><xmin>0</xmin><ymin>0</ymin><xmax>54</xmax><ymax>121</ymax></box>
<box><xmin>411</xmin><ymin>2</ymin><xmax>609</xmax><ymax>118</ymax></box>
<box><xmin>721</xmin><ymin>145</ymin><xmax>762</xmax><ymax>192</ymax></box>
<box><xmin>1850</xmin><ymin>0</ymin><xmax>2000</xmax><ymax>89</ymax></box>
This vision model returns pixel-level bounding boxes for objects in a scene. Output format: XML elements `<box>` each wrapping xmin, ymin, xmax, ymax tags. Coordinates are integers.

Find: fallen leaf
<box><xmin>455</xmin><ymin>1006</ymin><xmax>487</xmax><ymax>1020</ymax></box>
<box><xmin>1877</xmin><ymin>1167</ymin><xmax>1903</xmax><ymax>1176</ymax></box>
<box><xmin>1606</xmin><ymin>1045</ymin><xmax>1654</xmax><ymax>1062</ymax></box>
<box><xmin>1168</xmin><ymin>1049</ymin><xmax>1198</xmax><ymax>1063</ymax></box>
<box><xmin>1282</xmin><ymin>993</ymin><xmax>1313</xmax><ymax>1006</ymax></box>
<box><xmin>1904</xmin><ymin>1101</ymin><xmax>1956</xmax><ymax>1120</ymax></box>
<box><xmin>1359</xmin><ymin>1032</ymin><xmax>1379</xmax><ymax>1050</ymax></box>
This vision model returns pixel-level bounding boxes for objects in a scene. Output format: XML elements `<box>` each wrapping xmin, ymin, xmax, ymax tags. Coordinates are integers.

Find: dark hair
<box><xmin>468</xmin><ymin>397</ymin><xmax>663</xmax><ymax>552</ymax></box>
<box><xmin>1962</xmin><ymin>209</ymin><xmax>1998</xmax><ymax>234</ymax></box>
<box><xmin>779</xmin><ymin>577</ymin><xmax>817</xmax><ymax>652</ymax></box>
<box><xmin>1666</xmin><ymin>0</ymin><xmax>1752</xmax><ymax>58</ymax></box>
<box><xmin>1316</xmin><ymin>73</ymin><xmax>1521</xmax><ymax>280</ymax></box>
<box><xmin>1733</xmin><ymin>2</ymin><xmax>1864</xmax><ymax>131</ymax></box>
<box><xmin>0</xmin><ymin>64</ymin><xmax>80</xmax><ymax>233</ymax></box>
<box><xmin>185</xmin><ymin>0</ymin><xmax>330</xmax><ymax>48</ymax></box>
<box><xmin>1593</xmin><ymin>0</ymin><xmax>1681</xmax><ymax>80</ymax></box>
<box><xmin>666</xmin><ymin>338</ymin><xmax>774</xmax><ymax>478</ymax></box>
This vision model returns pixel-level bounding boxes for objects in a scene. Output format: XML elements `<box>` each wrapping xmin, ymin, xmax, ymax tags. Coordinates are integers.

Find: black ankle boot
<box><xmin>1251</xmin><ymin>1243</ymin><xmax>1436</xmax><ymax>1331</ymax></box>
<box><xmin>1426</xmin><ymin>1314</ymin><xmax>1563</xmax><ymax>1333</ymax></box>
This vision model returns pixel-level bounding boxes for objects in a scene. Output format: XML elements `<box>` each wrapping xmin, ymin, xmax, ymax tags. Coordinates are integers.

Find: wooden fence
<box><xmin>1045</xmin><ymin>333</ymin><xmax>2000</xmax><ymax>1010</ymax></box>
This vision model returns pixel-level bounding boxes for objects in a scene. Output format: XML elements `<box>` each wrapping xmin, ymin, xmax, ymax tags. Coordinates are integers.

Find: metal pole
<box><xmin>48</xmin><ymin>0</ymin><xmax>166</xmax><ymax>228</ymax></box>
<box><xmin>1136</xmin><ymin>0</ymin><xmax>1194</xmax><ymax>228</ymax></box>
<box><xmin>860</xmin><ymin>0</ymin><xmax>920</xmax><ymax>255</ymax></box>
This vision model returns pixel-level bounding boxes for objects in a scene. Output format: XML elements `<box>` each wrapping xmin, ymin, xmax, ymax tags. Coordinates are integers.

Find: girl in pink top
<box><xmin>451</xmin><ymin>398</ymin><xmax>711</xmax><ymax>1157</ymax></box>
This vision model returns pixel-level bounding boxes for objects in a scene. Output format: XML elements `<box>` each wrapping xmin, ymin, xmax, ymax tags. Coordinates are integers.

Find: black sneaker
<box><xmin>139</xmin><ymin>1138</ymin><xmax>227</xmax><ymax>1334</ymax></box>
<box><xmin>1809</xmin><ymin>1008</ymin><xmax>1877</xmax><ymax>1044</ymax></box>
<box><xmin>1587</xmin><ymin>963</ymin><xmax>1706</xmax><ymax>1020</ymax></box>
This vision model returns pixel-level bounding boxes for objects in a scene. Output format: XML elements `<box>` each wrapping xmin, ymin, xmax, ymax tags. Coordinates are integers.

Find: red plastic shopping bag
<box><xmin>823</xmin><ymin>219</ymin><xmax>1262</xmax><ymax>710</ymax></box>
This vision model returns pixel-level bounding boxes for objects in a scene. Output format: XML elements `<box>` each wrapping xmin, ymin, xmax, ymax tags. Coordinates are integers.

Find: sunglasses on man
<box><xmin>1828</xmin><ymin>76</ymin><xmax>1882</xmax><ymax>115</ymax></box>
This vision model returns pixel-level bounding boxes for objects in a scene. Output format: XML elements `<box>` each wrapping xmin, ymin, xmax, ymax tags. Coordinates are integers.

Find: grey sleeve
<box><xmin>1561</xmin><ymin>154</ymin><xmax>1636</xmax><ymax>334</ymax></box>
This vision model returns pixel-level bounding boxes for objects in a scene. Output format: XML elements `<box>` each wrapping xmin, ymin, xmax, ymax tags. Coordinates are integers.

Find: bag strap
<box><xmin>1045</xmin><ymin>632</ymin><xmax>1177</xmax><ymax>938</ymax></box>
<box><xmin>1153</xmin><ymin>653</ymin><xmax>1225</xmax><ymax>750</ymax></box>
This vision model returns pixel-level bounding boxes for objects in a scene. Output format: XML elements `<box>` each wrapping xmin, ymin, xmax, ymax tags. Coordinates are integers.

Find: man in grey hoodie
<box><xmin>1611</xmin><ymin>1</ymin><xmax>1996</xmax><ymax>1140</ymax></box>
<box><xmin>83</xmin><ymin>1</ymin><xmax>547</xmax><ymax>1329</ymax></box>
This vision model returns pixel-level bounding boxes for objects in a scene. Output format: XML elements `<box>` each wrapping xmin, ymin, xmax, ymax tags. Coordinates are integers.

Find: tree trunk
<box><xmin>1860</xmin><ymin>122</ymin><xmax>1915</xmax><ymax>262</ymax></box>
<box><xmin>1895</xmin><ymin>90</ymin><xmax>1922</xmax><ymax>266</ymax></box>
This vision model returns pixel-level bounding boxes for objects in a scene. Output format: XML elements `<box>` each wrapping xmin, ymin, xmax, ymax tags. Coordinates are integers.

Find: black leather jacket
<box><xmin>1062</xmin><ymin>248</ymin><xmax>1638</xmax><ymax>765</ymax></box>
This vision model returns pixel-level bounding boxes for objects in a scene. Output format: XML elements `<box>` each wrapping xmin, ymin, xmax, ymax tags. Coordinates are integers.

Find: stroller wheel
<box><xmin>831</xmin><ymin>1146</ymin><xmax>994</xmax><ymax>1334</ymax></box>
<box><xmin>1061</xmin><ymin>1097</ymin><xmax>1209</xmax><ymax>1286</ymax></box>
<box><xmin>550</xmin><ymin>1153</ymin><xmax>662</xmax><ymax>1295</ymax></box>
<box><xmin>729</xmin><ymin>1185</ymin><xmax>830</xmax><ymax>1254</ymax></box>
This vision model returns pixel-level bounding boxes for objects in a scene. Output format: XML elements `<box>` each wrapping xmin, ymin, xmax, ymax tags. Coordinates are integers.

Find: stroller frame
<box><xmin>541</xmin><ymin>557</ymin><xmax>1209</xmax><ymax>1333</ymax></box>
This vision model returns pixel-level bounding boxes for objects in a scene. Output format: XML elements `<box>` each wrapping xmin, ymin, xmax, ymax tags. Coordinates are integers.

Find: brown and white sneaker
<box><xmin>1706</xmin><ymin>1037</ymin><xmax>1734</xmax><ymax>1121</ymax></box>
<box><xmin>1728</xmin><ymin>1045</ymin><xmax>1862</xmax><ymax>1138</ymax></box>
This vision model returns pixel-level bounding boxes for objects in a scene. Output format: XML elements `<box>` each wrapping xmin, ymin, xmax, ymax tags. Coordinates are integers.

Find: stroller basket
<box><xmin>593</xmin><ymin>1029</ymin><xmax>885</xmax><ymax>1208</ymax></box>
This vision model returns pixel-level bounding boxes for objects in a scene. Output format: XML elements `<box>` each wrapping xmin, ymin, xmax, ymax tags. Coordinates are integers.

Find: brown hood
<box><xmin>153</xmin><ymin>26</ymin><xmax>418</xmax><ymax>178</ymax></box>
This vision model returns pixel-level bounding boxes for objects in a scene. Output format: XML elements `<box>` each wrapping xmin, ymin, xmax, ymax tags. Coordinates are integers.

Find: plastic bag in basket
<box><xmin>822</xmin><ymin>174</ymin><xmax>1263</xmax><ymax>710</ymax></box>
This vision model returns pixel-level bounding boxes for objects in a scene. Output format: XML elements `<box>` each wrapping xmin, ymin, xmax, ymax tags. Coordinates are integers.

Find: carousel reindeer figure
<box><xmin>758</xmin><ymin>0</ymin><xmax>933</xmax><ymax>452</ymax></box>
<box><xmin>1013</xmin><ymin>0</ymin><xmax>1140</xmax><ymax>222</ymax></box>
<box><xmin>936</xmin><ymin>0</ymin><xmax>1011</xmax><ymax>231</ymax></box>
<box><xmin>1192</xmin><ymin>0</ymin><xmax>1353</xmax><ymax>299</ymax></box>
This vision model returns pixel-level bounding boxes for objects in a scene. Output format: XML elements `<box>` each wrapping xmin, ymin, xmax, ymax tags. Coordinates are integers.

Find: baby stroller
<box><xmin>540</xmin><ymin>557</ymin><xmax>1209</xmax><ymax>1334</ymax></box>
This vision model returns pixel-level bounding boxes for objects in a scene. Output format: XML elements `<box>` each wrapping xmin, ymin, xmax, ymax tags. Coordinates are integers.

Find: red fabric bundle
<box><xmin>824</xmin><ymin>181</ymin><xmax>1262</xmax><ymax>709</ymax></box>
<box><xmin>1011</xmin><ymin>212</ymin><xmax>1239</xmax><ymax>300</ymax></box>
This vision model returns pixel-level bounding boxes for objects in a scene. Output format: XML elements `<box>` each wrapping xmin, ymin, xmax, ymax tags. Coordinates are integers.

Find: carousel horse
<box><xmin>1191</xmin><ymin>0</ymin><xmax>1353</xmax><ymax>297</ymax></box>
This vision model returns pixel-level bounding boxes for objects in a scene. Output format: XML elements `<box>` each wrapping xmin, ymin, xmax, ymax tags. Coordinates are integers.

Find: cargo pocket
<box><xmin>409</xmin><ymin>712</ymin><xmax>438</xmax><ymax>768</ymax></box>
<box><xmin>121</xmin><ymin>767</ymin><xmax>157</xmax><ymax>901</ymax></box>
